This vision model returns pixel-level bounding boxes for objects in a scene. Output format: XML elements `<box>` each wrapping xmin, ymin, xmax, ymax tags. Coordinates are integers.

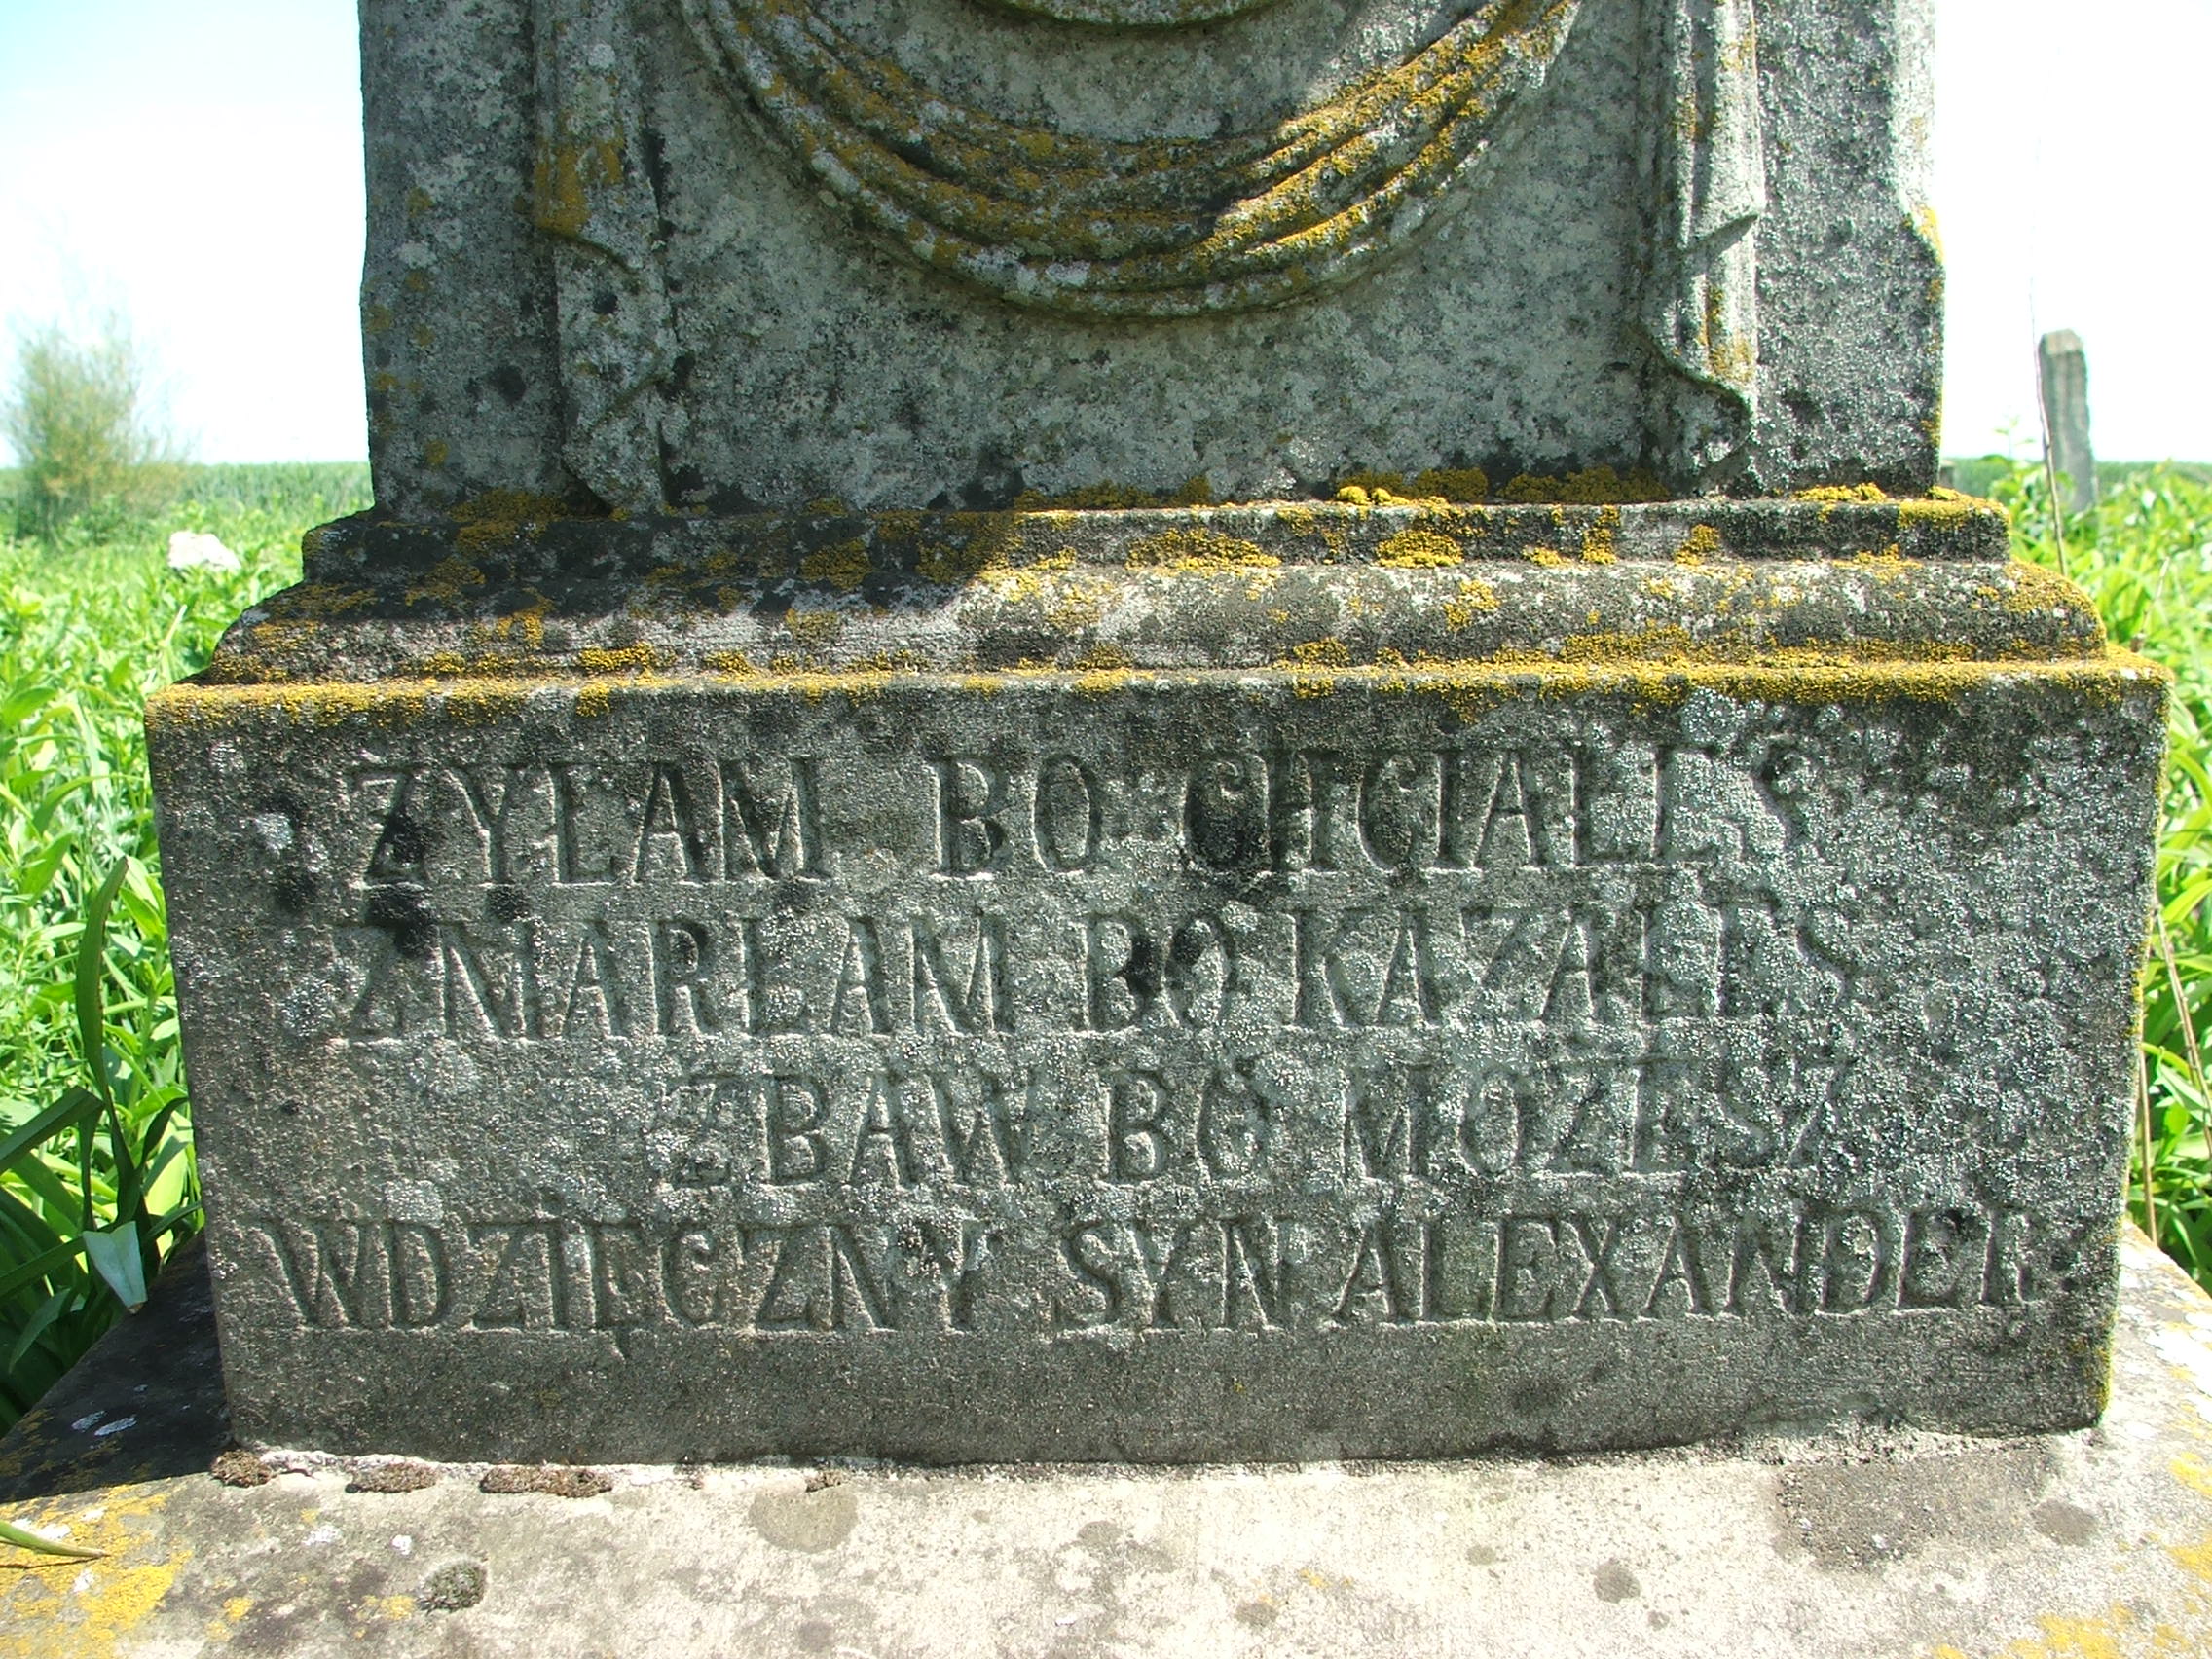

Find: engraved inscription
<box><xmin>222</xmin><ymin>715</ymin><xmax>2099</xmax><ymax>1356</ymax></box>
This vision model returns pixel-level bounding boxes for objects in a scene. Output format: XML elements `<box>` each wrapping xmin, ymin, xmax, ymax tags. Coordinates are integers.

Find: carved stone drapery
<box><xmin>532</xmin><ymin>0</ymin><xmax>685</xmax><ymax>513</ymax></box>
<box><xmin>676</xmin><ymin>0</ymin><xmax>1586</xmax><ymax>320</ymax></box>
<box><xmin>1641</xmin><ymin>0</ymin><xmax>1764</xmax><ymax>485</ymax></box>
<box><xmin>532</xmin><ymin>0</ymin><xmax>1764</xmax><ymax>507</ymax></box>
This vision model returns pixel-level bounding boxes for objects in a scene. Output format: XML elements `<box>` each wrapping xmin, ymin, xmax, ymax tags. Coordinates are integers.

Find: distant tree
<box><xmin>1</xmin><ymin>315</ymin><xmax>183</xmax><ymax>541</ymax></box>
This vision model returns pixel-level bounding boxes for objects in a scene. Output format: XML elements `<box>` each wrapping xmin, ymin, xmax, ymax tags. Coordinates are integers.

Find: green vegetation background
<box><xmin>0</xmin><ymin>461</ymin><xmax>2207</xmax><ymax>1431</ymax></box>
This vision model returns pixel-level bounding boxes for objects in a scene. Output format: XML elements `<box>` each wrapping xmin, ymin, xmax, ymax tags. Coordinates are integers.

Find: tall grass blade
<box><xmin>0</xmin><ymin>1517</ymin><xmax>102</xmax><ymax>1560</ymax></box>
<box><xmin>0</xmin><ymin>1088</ymin><xmax>99</xmax><ymax>1174</ymax></box>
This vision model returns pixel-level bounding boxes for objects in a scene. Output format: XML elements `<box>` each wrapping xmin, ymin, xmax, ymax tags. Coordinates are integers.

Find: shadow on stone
<box><xmin>0</xmin><ymin>1236</ymin><xmax>227</xmax><ymax>1504</ymax></box>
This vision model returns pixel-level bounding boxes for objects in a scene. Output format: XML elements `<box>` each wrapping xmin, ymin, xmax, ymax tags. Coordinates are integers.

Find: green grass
<box><xmin>1990</xmin><ymin>460</ymin><xmax>2212</xmax><ymax>1278</ymax></box>
<box><xmin>0</xmin><ymin>462</ymin><xmax>362</xmax><ymax>1429</ymax></box>
<box><xmin>0</xmin><ymin>458</ymin><xmax>2207</xmax><ymax>1433</ymax></box>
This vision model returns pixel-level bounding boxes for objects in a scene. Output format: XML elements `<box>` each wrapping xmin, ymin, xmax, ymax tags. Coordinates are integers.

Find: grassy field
<box><xmin>0</xmin><ymin>459</ymin><xmax>2206</xmax><ymax>1432</ymax></box>
<box><xmin>0</xmin><ymin>463</ymin><xmax>361</xmax><ymax>1428</ymax></box>
<box><xmin>1995</xmin><ymin>461</ymin><xmax>2212</xmax><ymax>1281</ymax></box>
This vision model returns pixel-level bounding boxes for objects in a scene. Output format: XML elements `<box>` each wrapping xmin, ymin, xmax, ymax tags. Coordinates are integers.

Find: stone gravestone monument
<box><xmin>146</xmin><ymin>0</ymin><xmax>2164</xmax><ymax>1463</ymax></box>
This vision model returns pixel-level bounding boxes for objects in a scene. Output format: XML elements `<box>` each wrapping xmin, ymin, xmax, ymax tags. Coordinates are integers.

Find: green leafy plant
<box><xmin>0</xmin><ymin>462</ymin><xmax>363</xmax><ymax>1428</ymax></box>
<box><xmin>1988</xmin><ymin>456</ymin><xmax>2212</xmax><ymax>1278</ymax></box>
<box><xmin>1</xmin><ymin>315</ymin><xmax>185</xmax><ymax>543</ymax></box>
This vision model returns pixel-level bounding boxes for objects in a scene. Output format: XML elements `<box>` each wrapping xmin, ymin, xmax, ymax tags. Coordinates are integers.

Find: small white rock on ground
<box><xmin>166</xmin><ymin>531</ymin><xmax>240</xmax><ymax>572</ymax></box>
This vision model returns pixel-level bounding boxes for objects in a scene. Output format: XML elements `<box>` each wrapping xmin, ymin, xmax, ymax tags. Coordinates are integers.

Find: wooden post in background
<box><xmin>2039</xmin><ymin>330</ymin><xmax>2099</xmax><ymax>514</ymax></box>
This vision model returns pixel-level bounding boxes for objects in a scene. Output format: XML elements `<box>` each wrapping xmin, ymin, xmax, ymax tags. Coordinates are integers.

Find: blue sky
<box><xmin>1</xmin><ymin>0</ymin><xmax>2206</xmax><ymax>464</ymax></box>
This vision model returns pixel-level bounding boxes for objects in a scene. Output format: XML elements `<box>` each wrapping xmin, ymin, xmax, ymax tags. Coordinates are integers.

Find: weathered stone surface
<box><xmin>146</xmin><ymin>505</ymin><xmax>2162</xmax><ymax>1463</ymax></box>
<box><xmin>362</xmin><ymin>0</ymin><xmax>1942</xmax><ymax>515</ymax></box>
<box><xmin>11</xmin><ymin>1231</ymin><xmax>2212</xmax><ymax>1657</ymax></box>
<box><xmin>145</xmin><ymin>0</ymin><xmax>2160</xmax><ymax>1472</ymax></box>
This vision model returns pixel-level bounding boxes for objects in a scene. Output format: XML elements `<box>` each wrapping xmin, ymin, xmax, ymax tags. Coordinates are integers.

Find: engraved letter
<box><xmin>932</xmin><ymin>756</ymin><xmax>1012</xmax><ymax>876</ymax></box>
<box><xmin>1033</xmin><ymin>754</ymin><xmax>1102</xmax><ymax>872</ymax></box>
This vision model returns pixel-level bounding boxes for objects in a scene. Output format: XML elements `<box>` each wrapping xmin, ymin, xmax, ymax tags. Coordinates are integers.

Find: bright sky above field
<box><xmin>0</xmin><ymin>0</ymin><xmax>2205</xmax><ymax>466</ymax></box>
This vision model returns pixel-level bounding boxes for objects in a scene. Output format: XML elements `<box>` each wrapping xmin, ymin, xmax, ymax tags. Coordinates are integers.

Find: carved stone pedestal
<box><xmin>148</xmin><ymin>498</ymin><xmax>2162</xmax><ymax>1461</ymax></box>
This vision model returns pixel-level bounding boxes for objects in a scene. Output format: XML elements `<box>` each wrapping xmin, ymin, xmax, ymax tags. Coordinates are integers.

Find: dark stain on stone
<box><xmin>1777</xmin><ymin>1444</ymin><xmax>2054</xmax><ymax>1571</ymax></box>
<box><xmin>751</xmin><ymin>1482</ymin><xmax>860</xmax><ymax>1553</ymax></box>
<box><xmin>1507</xmin><ymin>1380</ymin><xmax>1555</xmax><ymax>1419</ymax></box>
<box><xmin>1235</xmin><ymin>1599</ymin><xmax>1278</xmax><ymax>1628</ymax></box>
<box><xmin>362</xmin><ymin>884</ymin><xmax>435</xmax><ymax>960</ymax></box>
<box><xmin>2031</xmin><ymin>1499</ymin><xmax>2098</xmax><ymax>1546</ymax></box>
<box><xmin>1592</xmin><ymin>1560</ymin><xmax>1641</xmax><ymax>1602</ymax></box>
<box><xmin>488</xmin><ymin>364</ymin><xmax>528</xmax><ymax>406</ymax></box>
<box><xmin>794</xmin><ymin>1619</ymin><xmax>836</xmax><ymax>1652</ymax></box>
<box><xmin>420</xmin><ymin>1558</ymin><xmax>488</xmax><ymax>1612</ymax></box>
<box><xmin>1465</xmin><ymin>1544</ymin><xmax>1500</xmax><ymax>1566</ymax></box>
<box><xmin>271</xmin><ymin>866</ymin><xmax>317</xmax><ymax>915</ymax></box>
<box><xmin>486</xmin><ymin>883</ymin><xmax>532</xmax><ymax>922</ymax></box>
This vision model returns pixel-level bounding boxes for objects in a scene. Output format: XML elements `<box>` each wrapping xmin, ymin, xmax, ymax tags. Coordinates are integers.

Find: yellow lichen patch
<box><xmin>403</xmin><ymin>557</ymin><xmax>488</xmax><ymax>608</ymax></box>
<box><xmin>247</xmin><ymin>619</ymin><xmax>320</xmax><ymax>657</ymax></box>
<box><xmin>915</xmin><ymin>513</ymin><xmax>1025</xmax><ymax>586</ymax></box>
<box><xmin>1496</xmin><ymin>465</ymin><xmax>1667</xmax><ymax>504</ymax></box>
<box><xmin>0</xmin><ymin>1491</ymin><xmax>188</xmax><ymax>1659</ymax></box>
<box><xmin>977</xmin><ymin>549</ymin><xmax>1080</xmax><ymax>608</ymax></box>
<box><xmin>2173</xmin><ymin>1453</ymin><xmax>2212</xmax><ymax>1501</ymax></box>
<box><xmin>784</xmin><ymin>608</ymin><xmax>847</xmax><ymax>651</ymax></box>
<box><xmin>1285</xmin><ymin>638</ymin><xmax>1353</xmax><ymax>667</ymax></box>
<box><xmin>1676</xmin><ymin>523</ymin><xmax>1723</xmax><ymax>566</ymax></box>
<box><xmin>1166</xmin><ymin>475</ymin><xmax>1215</xmax><ymax>507</ymax></box>
<box><xmin>1412</xmin><ymin>466</ymin><xmax>1491</xmax><ymax>503</ymax></box>
<box><xmin>1074</xmin><ymin>666</ymin><xmax>1136</xmax><ymax>695</ymax></box>
<box><xmin>575</xmin><ymin>644</ymin><xmax>670</xmax><ymax>675</ymax></box>
<box><xmin>1842</xmin><ymin>545</ymin><xmax>1917</xmax><ymax>587</ymax></box>
<box><xmin>444</xmin><ymin>682</ymin><xmax>530</xmax><ymax>725</ymax></box>
<box><xmin>799</xmin><ymin>538</ymin><xmax>872</xmax><ymax>592</ymax></box>
<box><xmin>449</xmin><ymin>490</ymin><xmax>573</xmax><ymax>556</ymax></box>
<box><xmin>704</xmin><ymin>649</ymin><xmax>758</xmax><ymax>676</ymax></box>
<box><xmin>575</xmin><ymin>683</ymin><xmax>610</xmax><ymax>718</ymax></box>
<box><xmin>1442</xmin><ymin>576</ymin><xmax>1500</xmax><ymax>628</ymax></box>
<box><xmin>803</xmin><ymin>497</ymin><xmax>848</xmax><ymax>514</ymax></box>
<box><xmin>1794</xmin><ymin>482</ymin><xmax>1889</xmax><ymax>503</ymax></box>
<box><xmin>1014</xmin><ymin>482</ymin><xmax>1157</xmax><ymax>510</ymax></box>
<box><xmin>471</xmin><ymin>593</ymin><xmax>554</xmax><ymax>652</ymax></box>
<box><xmin>1580</xmin><ymin>505</ymin><xmax>1621</xmax><ymax>563</ymax></box>
<box><xmin>423</xmin><ymin>439</ymin><xmax>450</xmax><ymax>470</ymax></box>
<box><xmin>257</xmin><ymin>583</ymin><xmax>371</xmax><ymax>623</ymax></box>
<box><xmin>1526</xmin><ymin>546</ymin><xmax>1567</xmax><ymax>569</ymax></box>
<box><xmin>1336</xmin><ymin>469</ymin><xmax>1405</xmax><ymax>502</ymax></box>
<box><xmin>1126</xmin><ymin>528</ymin><xmax>1279</xmax><ymax>572</ymax></box>
<box><xmin>2172</xmin><ymin>1533</ymin><xmax>2212</xmax><ymax>1585</ymax></box>
<box><xmin>1899</xmin><ymin>492</ymin><xmax>1993</xmax><ymax>528</ymax></box>
<box><xmin>1045</xmin><ymin>580</ymin><xmax>1111</xmax><ymax>632</ymax></box>
<box><xmin>533</xmin><ymin>136</ymin><xmax>623</xmax><ymax>240</ymax></box>
<box><xmin>1376</xmin><ymin>529</ymin><xmax>1463</xmax><ymax>568</ymax></box>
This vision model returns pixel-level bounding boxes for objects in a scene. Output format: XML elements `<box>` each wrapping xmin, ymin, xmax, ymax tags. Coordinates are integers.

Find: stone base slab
<box><xmin>6</xmin><ymin>1232</ymin><xmax>2212</xmax><ymax>1657</ymax></box>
